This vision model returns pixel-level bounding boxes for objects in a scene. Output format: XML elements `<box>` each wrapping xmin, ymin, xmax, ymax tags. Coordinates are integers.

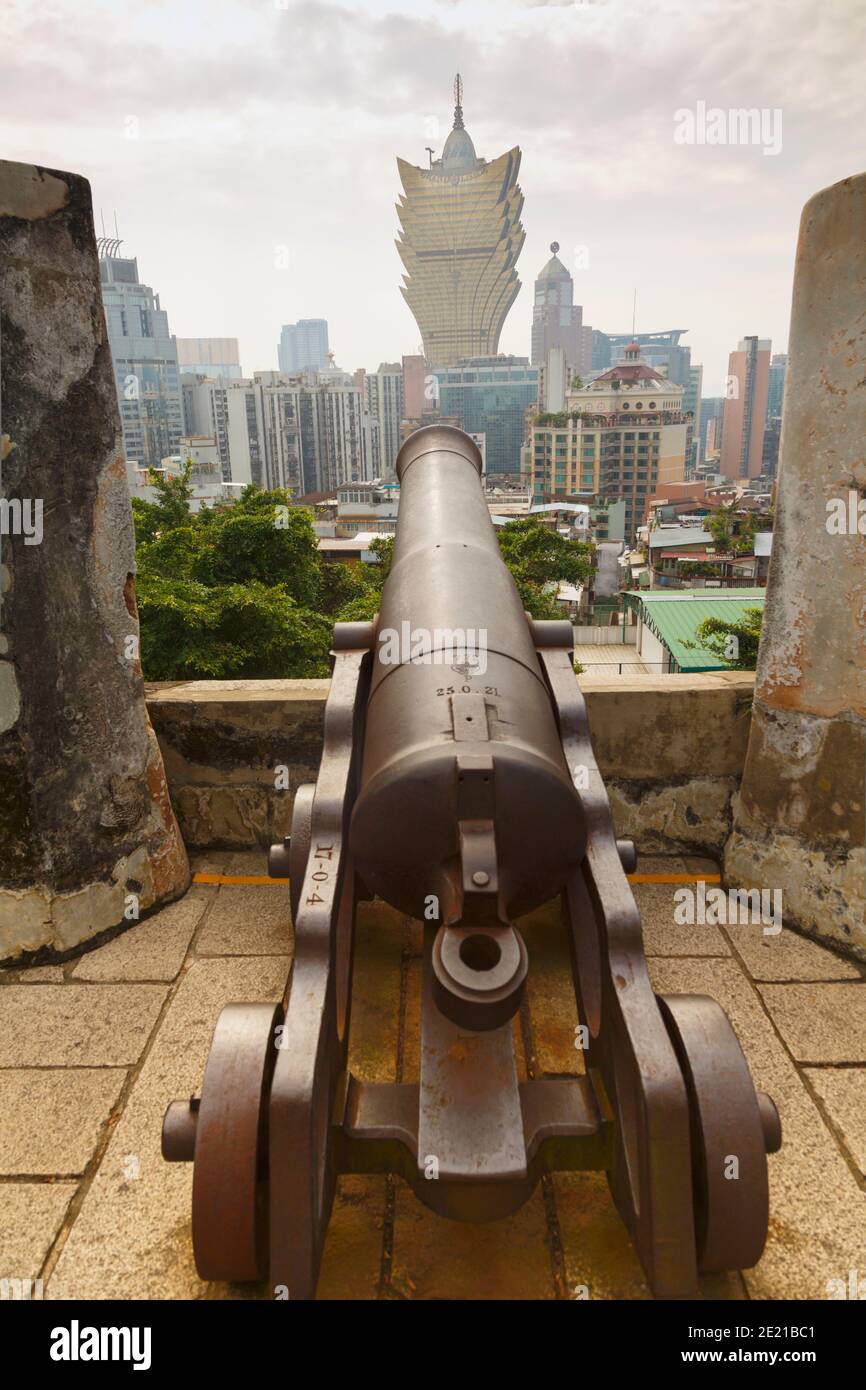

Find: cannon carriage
<box><xmin>163</xmin><ymin>424</ymin><xmax>780</xmax><ymax>1299</ymax></box>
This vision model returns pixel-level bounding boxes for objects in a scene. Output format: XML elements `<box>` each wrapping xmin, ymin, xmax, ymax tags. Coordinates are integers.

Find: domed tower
<box><xmin>530</xmin><ymin>241</ymin><xmax>588</xmax><ymax>373</ymax></box>
<box><xmin>396</xmin><ymin>75</ymin><xmax>525</xmax><ymax>365</ymax></box>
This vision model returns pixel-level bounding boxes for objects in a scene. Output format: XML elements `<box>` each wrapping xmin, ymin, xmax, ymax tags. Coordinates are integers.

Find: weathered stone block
<box><xmin>0</xmin><ymin>161</ymin><xmax>189</xmax><ymax>959</ymax></box>
<box><xmin>727</xmin><ymin>170</ymin><xmax>866</xmax><ymax>956</ymax></box>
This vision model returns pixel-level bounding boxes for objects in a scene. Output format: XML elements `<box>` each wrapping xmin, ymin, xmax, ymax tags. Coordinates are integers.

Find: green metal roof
<box><xmin>623</xmin><ymin>589</ymin><xmax>765</xmax><ymax>672</ymax></box>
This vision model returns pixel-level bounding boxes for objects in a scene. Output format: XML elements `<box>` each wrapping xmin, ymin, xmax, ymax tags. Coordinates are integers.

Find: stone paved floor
<box><xmin>572</xmin><ymin>644</ymin><xmax>653</xmax><ymax>677</ymax></box>
<box><xmin>1</xmin><ymin>852</ymin><xmax>864</xmax><ymax>1301</ymax></box>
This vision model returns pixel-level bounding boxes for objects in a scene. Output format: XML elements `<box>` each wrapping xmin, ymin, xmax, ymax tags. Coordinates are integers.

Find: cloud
<box><xmin>0</xmin><ymin>0</ymin><xmax>863</xmax><ymax>385</ymax></box>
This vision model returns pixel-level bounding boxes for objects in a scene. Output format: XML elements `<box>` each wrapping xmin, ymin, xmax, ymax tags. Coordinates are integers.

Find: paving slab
<box><xmin>0</xmin><ymin>1070</ymin><xmax>125</xmax><ymax>1175</ymax></box>
<box><xmin>218</xmin><ymin>851</ymin><xmax>271</xmax><ymax>877</ymax></box>
<box><xmin>348</xmin><ymin>899</ymin><xmax>405</xmax><ymax>1083</ymax></box>
<box><xmin>632</xmin><ymin>856</ymin><xmax>692</xmax><ymax>876</ymax></box>
<box><xmin>317</xmin><ymin>1176</ymin><xmax>385</xmax><ymax>1301</ymax></box>
<box><xmin>47</xmin><ymin>956</ymin><xmax>289</xmax><ymax>1301</ymax></box>
<box><xmin>0</xmin><ymin>985</ymin><xmax>168</xmax><ymax>1067</ymax></box>
<box><xmin>759</xmin><ymin>982</ymin><xmax>866</xmax><ymax>1063</ymax></box>
<box><xmin>401</xmin><ymin>956</ymin><xmax>422</xmax><ymax>1082</ymax></box>
<box><xmin>71</xmin><ymin>891</ymin><xmax>211</xmax><ymax>982</ymax></box>
<box><xmin>804</xmin><ymin>1068</ymin><xmax>866</xmax><ymax>1174</ymax></box>
<box><xmin>390</xmin><ymin>1182</ymin><xmax>556</xmax><ymax>1300</ymax></box>
<box><xmin>195</xmin><ymin>883</ymin><xmax>293</xmax><ymax>955</ymax></box>
<box><xmin>724</xmin><ymin>924</ymin><xmax>861</xmax><ymax>982</ymax></box>
<box><xmin>649</xmin><ymin>958</ymin><xmax>866</xmax><ymax>1300</ymax></box>
<box><xmin>0</xmin><ymin>1184</ymin><xmax>78</xmax><ymax>1285</ymax></box>
<box><xmin>634</xmin><ymin>883</ymin><xmax>730</xmax><ymax>957</ymax></box>
<box><xmin>6</xmin><ymin>966</ymin><xmax>66</xmax><ymax>983</ymax></box>
<box><xmin>554</xmin><ymin>1170</ymin><xmax>652</xmax><ymax>1301</ymax></box>
<box><xmin>520</xmin><ymin>899</ymin><xmax>584</xmax><ymax>1076</ymax></box>
<box><xmin>188</xmin><ymin>851</ymin><xmax>235</xmax><ymax>875</ymax></box>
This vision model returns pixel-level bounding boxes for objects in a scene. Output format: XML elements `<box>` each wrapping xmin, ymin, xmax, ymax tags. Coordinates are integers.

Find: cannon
<box><xmin>162</xmin><ymin>424</ymin><xmax>781</xmax><ymax>1298</ymax></box>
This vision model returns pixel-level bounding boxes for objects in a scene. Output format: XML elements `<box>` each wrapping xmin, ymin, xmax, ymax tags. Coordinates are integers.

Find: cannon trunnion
<box><xmin>162</xmin><ymin>424</ymin><xmax>780</xmax><ymax>1299</ymax></box>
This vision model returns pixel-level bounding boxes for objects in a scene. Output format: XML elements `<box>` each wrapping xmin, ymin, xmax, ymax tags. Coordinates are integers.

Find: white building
<box><xmin>363</xmin><ymin>363</ymin><xmax>405</xmax><ymax>477</ymax></box>
<box><xmin>126</xmin><ymin>442</ymin><xmax>245</xmax><ymax>513</ymax></box>
<box><xmin>181</xmin><ymin>369</ymin><xmax>376</xmax><ymax>496</ymax></box>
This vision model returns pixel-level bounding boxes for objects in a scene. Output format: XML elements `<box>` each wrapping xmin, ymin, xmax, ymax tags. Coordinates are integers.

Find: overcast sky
<box><xmin>2</xmin><ymin>0</ymin><xmax>865</xmax><ymax>390</ymax></box>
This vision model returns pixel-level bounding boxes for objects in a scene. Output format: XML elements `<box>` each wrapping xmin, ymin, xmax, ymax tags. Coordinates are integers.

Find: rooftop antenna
<box><xmin>453</xmin><ymin>72</ymin><xmax>464</xmax><ymax>129</ymax></box>
<box><xmin>632</xmin><ymin>288</ymin><xmax>637</xmax><ymax>339</ymax></box>
<box><xmin>114</xmin><ymin>210</ymin><xmax>120</xmax><ymax>240</ymax></box>
<box><xmin>425</xmin><ymin>146</ymin><xmax>435</xmax><ymax>168</ymax></box>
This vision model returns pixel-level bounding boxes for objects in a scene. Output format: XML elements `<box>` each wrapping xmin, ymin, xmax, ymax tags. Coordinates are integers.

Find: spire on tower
<box><xmin>453</xmin><ymin>73</ymin><xmax>464</xmax><ymax>130</ymax></box>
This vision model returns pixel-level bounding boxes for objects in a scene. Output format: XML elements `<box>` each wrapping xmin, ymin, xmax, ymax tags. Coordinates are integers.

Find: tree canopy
<box><xmin>687</xmin><ymin>606</ymin><xmax>763</xmax><ymax>670</ymax></box>
<box><xmin>497</xmin><ymin>517</ymin><xmax>593</xmax><ymax>619</ymax></box>
<box><xmin>131</xmin><ymin>493</ymin><xmax>590</xmax><ymax>678</ymax></box>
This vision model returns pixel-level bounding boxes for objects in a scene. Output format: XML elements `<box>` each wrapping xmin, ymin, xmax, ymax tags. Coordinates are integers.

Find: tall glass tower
<box><xmin>396</xmin><ymin>75</ymin><xmax>525</xmax><ymax>366</ymax></box>
<box><xmin>277</xmin><ymin>319</ymin><xmax>330</xmax><ymax>373</ymax></box>
<box><xmin>99</xmin><ymin>245</ymin><xmax>182</xmax><ymax>469</ymax></box>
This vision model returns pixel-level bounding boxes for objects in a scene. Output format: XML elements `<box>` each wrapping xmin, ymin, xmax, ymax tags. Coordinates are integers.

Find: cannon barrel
<box><xmin>349</xmin><ymin>425</ymin><xmax>586</xmax><ymax>963</ymax></box>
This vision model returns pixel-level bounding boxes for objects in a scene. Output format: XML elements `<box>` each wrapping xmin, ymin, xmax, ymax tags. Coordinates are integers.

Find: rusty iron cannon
<box><xmin>162</xmin><ymin>423</ymin><xmax>781</xmax><ymax>1298</ymax></box>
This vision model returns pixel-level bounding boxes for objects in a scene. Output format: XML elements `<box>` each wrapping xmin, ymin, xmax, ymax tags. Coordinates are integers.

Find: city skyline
<box><xmin>3</xmin><ymin>0</ymin><xmax>864</xmax><ymax>388</ymax></box>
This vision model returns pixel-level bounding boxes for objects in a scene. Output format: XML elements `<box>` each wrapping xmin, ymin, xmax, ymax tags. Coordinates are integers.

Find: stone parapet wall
<box><xmin>146</xmin><ymin>671</ymin><xmax>755</xmax><ymax>857</ymax></box>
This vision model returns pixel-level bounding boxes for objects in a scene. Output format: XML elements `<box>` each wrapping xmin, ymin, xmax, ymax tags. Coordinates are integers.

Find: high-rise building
<box><xmin>402</xmin><ymin>354</ymin><xmax>427</xmax><ymax>419</ymax></box>
<box><xmin>176</xmin><ymin>338</ymin><xmax>242</xmax><ymax>380</ymax></box>
<box><xmin>432</xmin><ymin>357</ymin><xmax>539</xmax><ymax>475</ymax></box>
<box><xmin>531</xmin><ymin>242</ymin><xmax>592</xmax><ymax>376</ymax></box>
<box><xmin>525</xmin><ymin>343</ymin><xmax>687</xmax><ymax>540</ymax></box>
<box><xmin>99</xmin><ymin>246</ymin><xmax>183</xmax><ymax>469</ymax></box>
<box><xmin>181</xmin><ymin>368</ymin><xmax>375</xmax><ymax>496</ymax></box>
<box><xmin>277</xmin><ymin>319</ymin><xmax>329</xmax><ymax>373</ymax></box>
<box><xmin>396</xmin><ymin>75</ymin><xmax>525</xmax><ymax>365</ymax></box>
<box><xmin>766</xmin><ymin>352</ymin><xmax>787</xmax><ymax>419</ymax></box>
<box><xmin>699</xmin><ymin>398</ymin><xmax>725</xmax><ymax>468</ymax></box>
<box><xmin>683</xmin><ymin>364</ymin><xmax>703</xmax><ymax>471</ymax></box>
<box><xmin>539</xmin><ymin>347</ymin><xmax>568</xmax><ymax>413</ymax></box>
<box><xmin>720</xmin><ymin>337</ymin><xmax>771</xmax><ymax>479</ymax></box>
<box><xmin>762</xmin><ymin>415</ymin><xmax>782</xmax><ymax>478</ymax></box>
<box><xmin>181</xmin><ymin>375</ymin><xmax>232</xmax><ymax>480</ymax></box>
<box><xmin>363</xmin><ymin>363</ymin><xmax>405</xmax><ymax>476</ymax></box>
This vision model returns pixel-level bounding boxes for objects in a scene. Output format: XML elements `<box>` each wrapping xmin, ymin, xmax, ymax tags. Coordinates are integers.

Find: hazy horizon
<box><xmin>3</xmin><ymin>0</ymin><xmax>864</xmax><ymax>391</ymax></box>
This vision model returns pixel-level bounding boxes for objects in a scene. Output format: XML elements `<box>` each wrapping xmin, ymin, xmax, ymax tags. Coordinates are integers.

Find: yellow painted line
<box><xmin>193</xmin><ymin>873</ymin><xmax>285</xmax><ymax>885</ymax></box>
<box><xmin>627</xmin><ymin>873</ymin><xmax>721</xmax><ymax>884</ymax></box>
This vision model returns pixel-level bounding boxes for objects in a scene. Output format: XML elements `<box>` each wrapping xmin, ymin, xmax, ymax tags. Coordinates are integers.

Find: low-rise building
<box><xmin>625</xmin><ymin>589</ymin><xmax>766</xmax><ymax>673</ymax></box>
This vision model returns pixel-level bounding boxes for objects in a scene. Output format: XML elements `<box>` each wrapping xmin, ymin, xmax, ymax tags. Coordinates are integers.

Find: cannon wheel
<box><xmin>657</xmin><ymin>994</ymin><xmax>770</xmax><ymax>1273</ymax></box>
<box><xmin>191</xmin><ymin>1002</ymin><xmax>282</xmax><ymax>1282</ymax></box>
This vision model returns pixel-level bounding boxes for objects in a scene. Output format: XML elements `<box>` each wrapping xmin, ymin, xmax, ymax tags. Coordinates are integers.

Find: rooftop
<box><xmin>626</xmin><ymin>590</ymin><xmax>766</xmax><ymax>672</ymax></box>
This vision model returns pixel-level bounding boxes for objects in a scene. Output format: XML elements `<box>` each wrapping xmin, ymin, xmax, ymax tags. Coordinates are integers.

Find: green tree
<box><xmin>191</xmin><ymin>503</ymin><xmax>320</xmax><ymax>604</ymax></box>
<box><xmin>333</xmin><ymin>536</ymin><xmax>394</xmax><ymax>622</ymax></box>
<box><xmin>133</xmin><ymin>484</ymin><xmax>330</xmax><ymax>679</ymax></box>
<box><xmin>706</xmin><ymin>502</ymin><xmax>758</xmax><ymax>556</ymax></box>
<box><xmin>686</xmin><ymin>606</ymin><xmax>763</xmax><ymax>670</ymax></box>
<box><xmin>497</xmin><ymin>518</ymin><xmax>593</xmax><ymax>620</ymax></box>
<box><xmin>149</xmin><ymin>459</ymin><xmax>195</xmax><ymax>532</ymax></box>
<box><xmin>136</xmin><ymin>576</ymin><xmax>332</xmax><ymax>680</ymax></box>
